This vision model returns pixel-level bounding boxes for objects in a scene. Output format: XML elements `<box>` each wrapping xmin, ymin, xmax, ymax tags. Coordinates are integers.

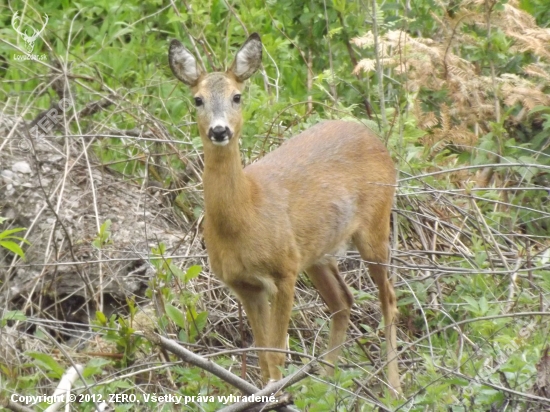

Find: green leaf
<box><xmin>463</xmin><ymin>296</ymin><xmax>480</xmax><ymax>314</ymax></box>
<box><xmin>1</xmin><ymin>310</ymin><xmax>27</xmax><ymax>327</ymax></box>
<box><xmin>186</xmin><ymin>308</ymin><xmax>208</xmax><ymax>342</ymax></box>
<box><xmin>478</xmin><ymin>296</ymin><xmax>489</xmax><ymax>315</ymax></box>
<box><xmin>110</xmin><ymin>379</ymin><xmax>134</xmax><ymax>389</ymax></box>
<box><xmin>96</xmin><ymin>311</ymin><xmax>107</xmax><ymax>325</ymax></box>
<box><xmin>169</xmin><ymin>264</ymin><xmax>186</xmax><ymax>281</ymax></box>
<box><xmin>0</xmin><ymin>227</ymin><xmax>27</xmax><ymax>239</ymax></box>
<box><xmin>83</xmin><ymin>358</ymin><xmax>111</xmax><ymax>378</ymax></box>
<box><xmin>99</xmin><ymin>219</ymin><xmax>111</xmax><ymax>236</ymax></box>
<box><xmin>110</xmin><ymin>26</ymin><xmax>134</xmax><ymax>40</ymax></box>
<box><xmin>165</xmin><ymin>304</ymin><xmax>186</xmax><ymax>329</ymax></box>
<box><xmin>193</xmin><ymin>311</ymin><xmax>208</xmax><ymax>332</ymax></box>
<box><xmin>0</xmin><ymin>240</ymin><xmax>25</xmax><ymax>258</ymax></box>
<box><xmin>93</xmin><ymin>220</ymin><xmax>112</xmax><ymax>249</ymax></box>
<box><xmin>529</xmin><ymin>105</ymin><xmax>550</xmax><ymax>115</ymax></box>
<box><xmin>184</xmin><ymin>265</ymin><xmax>202</xmax><ymax>282</ymax></box>
<box><xmin>27</xmin><ymin>352</ymin><xmax>64</xmax><ymax>378</ymax></box>
<box><xmin>152</xmin><ymin>243</ymin><xmax>166</xmax><ymax>256</ymax></box>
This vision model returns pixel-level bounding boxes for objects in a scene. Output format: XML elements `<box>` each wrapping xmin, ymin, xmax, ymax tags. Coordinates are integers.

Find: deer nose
<box><xmin>208</xmin><ymin>125</ymin><xmax>231</xmax><ymax>142</ymax></box>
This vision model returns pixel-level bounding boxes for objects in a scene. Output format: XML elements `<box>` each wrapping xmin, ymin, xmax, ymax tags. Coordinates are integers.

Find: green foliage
<box><xmin>26</xmin><ymin>352</ymin><xmax>64</xmax><ymax>379</ymax></box>
<box><xmin>0</xmin><ymin>217</ymin><xmax>29</xmax><ymax>260</ymax></box>
<box><xmin>292</xmin><ymin>369</ymin><xmax>358</xmax><ymax>410</ymax></box>
<box><xmin>520</xmin><ymin>0</ymin><xmax>550</xmax><ymax>26</ymax></box>
<box><xmin>149</xmin><ymin>243</ymin><xmax>207</xmax><ymax>343</ymax></box>
<box><xmin>1</xmin><ymin>0</ymin><xmax>548</xmax><ymax>410</ymax></box>
<box><xmin>0</xmin><ymin>310</ymin><xmax>26</xmax><ymax>327</ymax></box>
<box><xmin>94</xmin><ymin>303</ymin><xmax>144</xmax><ymax>367</ymax></box>
<box><xmin>91</xmin><ymin>219</ymin><xmax>112</xmax><ymax>249</ymax></box>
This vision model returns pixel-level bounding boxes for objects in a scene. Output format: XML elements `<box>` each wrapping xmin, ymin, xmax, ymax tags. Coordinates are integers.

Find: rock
<box><xmin>11</xmin><ymin>161</ymin><xmax>32</xmax><ymax>174</ymax></box>
<box><xmin>1</xmin><ymin>169</ymin><xmax>14</xmax><ymax>184</ymax></box>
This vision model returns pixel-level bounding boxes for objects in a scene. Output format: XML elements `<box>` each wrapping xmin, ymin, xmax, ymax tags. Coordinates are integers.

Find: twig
<box><xmin>399</xmin><ymin>163</ymin><xmax>550</xmax><ymax>183</ymax></box>
<box><xmin>321</xmin><ymin>0</ymin><xmax>337</xmax><ymax>101</ymax></box>
<box><xmin>241</xmin><ymin>393</ymin><xmax>294</xmax><ymax>412</ymax></box>
<box><xmin>146</xmin><ymin>332</ymin><xmax>303</xmax><ymax>411</ymax></box>
<box><xmin>78</xmin><ymin>96</ymin><xmax>115</xmax><ymax>117</ymax></box>
<box><xmin>2</xmin><ymin>400</ymin><xmax>35</xmax><ymax>412</ymax></box>
<box><xmin>217</xmin><ymin>363</ymin><xmax>313</xmax><ymax>412</ymax></box>
<box><xmin>44</xmin><ymin>365</ymin><xmax>84</xmax><ymax>412</ymax></box>
<box><xmin>23</xmin><ymin>125</ymin><xmax>97</xmax><ymax>302</ymax></box>
<box><xmin>37</xmin><ymin>326</ymin><xmax>101</xmax><ymax>411</ymax></box>
<box><xmin>370</xmin><ymin>0</ymin><xmax>386</xmax><ymax>128</ymax></box>
<box><xmin>239</xmin><ymin>302</ymin><xmax>247</xmax><ymax>380</ymax></box>
<box><xmin>146</xmin><ymin>332</ymin><xmax>259</xmax><ymax>394</ymax></box>
<box><xmin>169</xmin><ymin>0</ymin><xmax>206</xmax><ymax>72</ymax></box>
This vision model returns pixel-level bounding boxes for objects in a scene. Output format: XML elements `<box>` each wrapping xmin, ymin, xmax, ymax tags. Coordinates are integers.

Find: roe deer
<box><xmin>168</xmin><ymin>33</ymin><xmax>401</xmax><ymax>394</ymax></box>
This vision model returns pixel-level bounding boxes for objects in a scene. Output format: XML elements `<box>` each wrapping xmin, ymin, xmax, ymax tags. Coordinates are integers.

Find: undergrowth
<box><xmin>0</xmin><ymin>0</ymin><xmax>549</xmax><ymax>411</ymax></box>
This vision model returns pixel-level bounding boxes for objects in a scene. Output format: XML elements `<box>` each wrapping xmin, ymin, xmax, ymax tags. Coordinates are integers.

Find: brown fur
<box><xmin>169</xmin><ymin>33</ymin><xmax>401</xmax><ymax>394</ymax></box>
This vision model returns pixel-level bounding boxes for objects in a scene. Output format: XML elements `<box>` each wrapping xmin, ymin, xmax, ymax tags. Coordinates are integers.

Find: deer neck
<box><xmin>202</xmin><ymin>142</ymin><xmax>254</xmax><ymax>235</ymax></box>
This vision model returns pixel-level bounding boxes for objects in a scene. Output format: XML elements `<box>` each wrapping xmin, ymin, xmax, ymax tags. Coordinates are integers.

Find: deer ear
<box><xmin>169</xmin><ymin>39</ymin><xmax>203</xmax><ymax>87</ymax></box>
<box><xmin>229</xmin><ymin>33</ymin><xmax>262</xmax><ymax>83</ymax></box>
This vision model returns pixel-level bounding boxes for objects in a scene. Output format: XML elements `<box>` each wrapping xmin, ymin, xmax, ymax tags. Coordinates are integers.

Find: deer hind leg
<box><xmin>306</xmin><ymin>258</ymin><xmax>353</xmax><ymax>375</ymax></box>
<box><xmin>353</xmin><ymin>230</ymin><xmax>401</xmax><ymax>395</ymax></box>
<box><xmin>232</xmin><ymin>283</ymin><xmax>271</xmax><ymax>382</ymax></box>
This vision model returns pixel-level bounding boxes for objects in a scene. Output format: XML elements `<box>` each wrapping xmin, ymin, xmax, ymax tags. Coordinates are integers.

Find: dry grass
<box><xmin>1</xmin><ymin>7</ymin><xmax>549</xmax><ymax>408</ymax></box>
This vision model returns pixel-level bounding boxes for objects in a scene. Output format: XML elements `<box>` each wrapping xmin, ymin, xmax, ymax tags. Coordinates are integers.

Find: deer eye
<box><xmin>233</xmin><ymin>94</ymin><xmax>241</xmax><ymax>104</ymax></box>
<box><xmin>194</xmin><ymin>97</ymin><xmax>203</xmax><ymax>107</ymax></box>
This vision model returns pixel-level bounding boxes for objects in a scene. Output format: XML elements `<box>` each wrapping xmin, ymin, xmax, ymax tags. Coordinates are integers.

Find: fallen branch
<box><xmin>2</xmin><ymin>400</ymin><xmax>35</xmax><ymax>412</ymax></box>
<box><xmin>241</xmin><ymin>393</ymin><xmax>293</xmax><ymax>412</ymax></box>
<box><xmin>44</xmin><ymin>365</ymin><xmax>84</xmax><ymax>412</ymax></box>
<box><xmin>217</xmin><ymin>363</ymin><xmax>314</xmax><ymax>412</ymax></box>
<box><xmin>146</xmin><ymin>332</ymin><xmax>305</xmax><ymax>412</ymax></box>
<box><xmin>147</xmin><ymin>332</ymin><xmax>259</xmax><ymax>393</ymax></box>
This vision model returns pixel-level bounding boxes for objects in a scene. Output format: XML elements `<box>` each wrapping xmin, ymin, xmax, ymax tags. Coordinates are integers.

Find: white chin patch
<box><xmin>211</xmin><ymin>138</ymin><xmax>229</xmax><ymax>146</ymax></box>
